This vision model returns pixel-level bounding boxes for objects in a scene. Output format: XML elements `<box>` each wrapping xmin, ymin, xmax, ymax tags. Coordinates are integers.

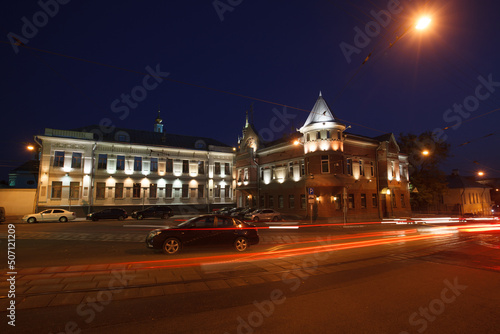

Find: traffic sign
<box><xmin>308</xmin><ymin>188</ymin><xmax>314</xmax><ymax>195</ymax></box>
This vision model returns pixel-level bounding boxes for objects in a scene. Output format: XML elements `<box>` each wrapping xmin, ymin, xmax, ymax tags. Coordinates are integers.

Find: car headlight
<box><xmin>148</xmin><ymin>230</ymin><xmax>162</xmax><ymax>239</ymax></box>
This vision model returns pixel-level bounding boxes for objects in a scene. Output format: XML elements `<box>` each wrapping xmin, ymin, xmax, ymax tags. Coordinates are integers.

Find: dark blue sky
<box><xmin>2</xmin><ymin>0</ymin><xmax>500</xmax><ymax>181</ymax></box>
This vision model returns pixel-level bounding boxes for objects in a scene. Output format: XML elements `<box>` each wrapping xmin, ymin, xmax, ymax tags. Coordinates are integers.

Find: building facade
<box><xmin>34</xmin><ymin>114</ymin><xmax>236</xmax><ymax>216</ymax></box>
<box><xmin>235</xmin><ymin>93</ymin><xmax>411</xmax><ymax>221</ymax></box>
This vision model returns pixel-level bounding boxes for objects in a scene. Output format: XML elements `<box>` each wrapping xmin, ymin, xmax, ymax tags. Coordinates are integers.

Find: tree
<box><xmin>398</xmin><ymin>131</ymin><xmax>451</xmax><ymax>212</ymax></box>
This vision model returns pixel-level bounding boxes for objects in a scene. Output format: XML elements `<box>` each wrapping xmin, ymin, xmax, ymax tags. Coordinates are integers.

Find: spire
<box><xmin>319</xmin><ymin>91</ymin><xmax>322</xmax><ymax>97</ymax></box>
<box><xmin>301</xmin><ymin>92</ymin><xmax>336</xmax><ymax>128</ymax></box>
<box><xmin>245</xmin><ymin>110</ymin><xmax>249</xmax><ymax>128</ymax></box>
<box><xmin>154</xmin><ymin>107</ymin><xmax>164</xmax><ymax>133</ymax></box>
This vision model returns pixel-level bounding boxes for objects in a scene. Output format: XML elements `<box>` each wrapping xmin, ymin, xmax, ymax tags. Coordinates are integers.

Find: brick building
<box><xmin>235</xmin><ymin>93</ymin><xmax>411</xmax><ymax>221</ymax></box>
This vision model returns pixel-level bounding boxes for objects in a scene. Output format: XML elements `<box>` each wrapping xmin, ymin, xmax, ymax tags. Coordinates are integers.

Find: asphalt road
<box><xmin>1</xmin><ymin>218</ymin><xmax>499</xmax><ymax>333</ymax></box>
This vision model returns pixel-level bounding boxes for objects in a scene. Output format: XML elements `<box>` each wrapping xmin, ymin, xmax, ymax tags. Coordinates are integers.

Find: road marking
<box><xmin>123</xmin><ymin>225</ymin><xmax>169</xmax><ymax>228</ymax></box>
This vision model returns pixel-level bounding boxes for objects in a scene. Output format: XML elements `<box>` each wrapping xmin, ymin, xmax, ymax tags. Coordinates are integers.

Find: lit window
<box><xmin>71</xmin><ymin>153</ymin><xmax>82</xmax><ymax>169</ymax></box>
<box><xmin>115</xmin><ymin>183</ymin><xmax>124</xmax><ymax>199</ymax></box>
<box><xmin>321</xmin><ymin>155</ymin><xmax>329</xmax><ymax>173</ymax></box>
<box><xmin>116</xmin><ymin>155</ymin><xmax>125</xmax><ymax>171</ymax></box>
<box><xmin>51</xmin><ymin>181</ymin><xmax>62</xmax><ymax>199</ymax></box>
<box><xmin>150</xmin><ymin>158</ymin><xmax>158</xmax><ymax>172</ymax></box>
<box><xmin>133</xmin><ymin>183</ymin><xmax>141</xmax><ymax>198</ymax></box>
<box><xmin>134</xmin><ymin>157</ymin><xmax>142</xmax><ymax>171</ymax></box>
<box><xmin>53</xmin><ymin>151</ymin><xmax>65</xmax><ymax>167</ymax></box>
<box><xmin>361</xmin><ymin>194</ymin><xmax>366</xmax><ymax>208</ymax></box>
<box><xmin>97</xmin><ymin>154</ymin><xmax>107</xmax><ymax>170</ymax></box>
<box><xmin>70</xmin><ymin>182</ymin><xmax>79</xmax><ymax>200</ymax></box>
<box><xmin>96</xmin><ymin>182</ymin><xmax>106</xmax><ymax>199</ymax></box>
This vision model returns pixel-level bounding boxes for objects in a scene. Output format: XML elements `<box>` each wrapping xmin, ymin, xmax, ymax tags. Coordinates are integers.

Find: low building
<box><xmin>33</xmin><ymin>112</ymin><xmax>236</xmax><ymax>216</ymax></box>
<box><xmin>235</xmin><ymin>93</ymin><xmax>411</xmax><ymax>221</ymax></box>
<box><xmin>441</xmin><ymin>170</ymin><xmax>493</xmax><ymax>216</ymax></box>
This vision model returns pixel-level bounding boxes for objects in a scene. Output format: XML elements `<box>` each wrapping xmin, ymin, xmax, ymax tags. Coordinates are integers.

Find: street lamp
<box><xmin>415</xmin><ymin>17</ymin><xmax>432</xmax><ymax>30</ymax></box>
<box><xmin>477</xmin><ymin>171</ymin><xmax>485</xmax><ymax>177</ymax></box>
<box><xmin>421</xmin><ymin>150</ymin><xmax>430</xmax><ymax>156</ymax></box>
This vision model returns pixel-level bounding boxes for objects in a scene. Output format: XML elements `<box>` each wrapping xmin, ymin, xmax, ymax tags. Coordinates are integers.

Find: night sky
<box><xmin>2</xmin><ymin>0</ymin><xmax>500</xmax><ymax>182</ymax></box>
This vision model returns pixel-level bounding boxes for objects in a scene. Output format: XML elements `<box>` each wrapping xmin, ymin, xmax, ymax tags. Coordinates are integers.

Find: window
<box><xmin>306</xmin><ymin>133</ymin><xmax>310</xmax><ymax>141</ymax></box>
<box><xmin>359</xmin><ymin>160</ymin><xmax>364</xmax><ymax>176</ymax></box>
<box><xmin>326</xmin><ymin>130</ymin><xmax>330</xmax><ymax>138</ymax></box>
<box><xmin>70</xmin><ymin>182</ymin><xmax>79</xmax><ymax>200</ymax></box>
<box><xmin>134</xmin><ymin>157</ymin><xmax>142</xmax><ymax>171</ymax></box>
<box><xmin>182</xmin><ymin>160</ymin><xmax>189</xmax><ymax>174</ymax></box>
<box><xmin>96</xmin><ymin>182</ymin><xmax>106</xmax><ymax>199</ymax></box>
<box><xmin>361</xmin><ymin>194</ymin><xmax>367</xmax><ymax>208</ymax></box>
<box><xmin>321</xmin><ymin>155</ymin><xmax>329</xmax><ymax>173</ymax></box>
<box><xmin>289</xmin><ymin>162</ymin><xmax>294</xmax><ymax>178</ymax></box>
<box><xmin>269</xmin><ymin>195</ymin><xmax>274</xmax><ymax>208</ymax></box>
<box><xmin>399</xmin><ymin>163</ymin><xmax>403</xmax><ymax>179</ymax></box>
<box><xmin>182</xmin><ymin>184</ymin><xmax>189</xmax><ymax>198</ymax></box>
<box><xmin>289</xmin><ymin>195</ymin><xmax>295</xmax><ymax>209</ymax></box>
<box><xmin>401</xmin><ymin>194</ymin><xmax>406</xmax><ymax>208</ymax></box>
<box><xmin>301</xmin><ymin>160</ymin><xmax>305</xmax><ymax>176</ymax></box>
<box><xmin>150</xmin><ymin>158</ymin><xmax>158</xmax><ymax>172</ymax></box>
<box><xmin>166</xmin><ymin>159</ymin><xmax>173</xmax><ymax>173</ymax></box>
<box><xmin>51</xmin><ymin>181</ymin><xmax>62</xmax><ymax>199</ymax></box>
<box><xmin>278</xmin><ymin>195</ymin><xmax>284</xmax><ymax>209</ymax></box>
<box><xmin>71</xmin><ymin>153</ymin><xmax>82</xmax><ymax>169</ymax></box>
<box><xmin>260</xmin><ymin>168</ymin><xmax>264</xmax><ymax>181</ymax></box>
<box><xmin>337</xmin><ymin>131</ymin><xmax>341</xmax><ymax>140</ymax></box>
<box><xmin>133</xmin><ymin>183</ymin><xmax>141</xmax><ymax>198</ymax></box>
<box><xmin>346</xmin><ymin>158</ymin><xmax>352</xmax><ymax>175</ymax></box>
<box><xmin>391</xmin><ymin>161</ymin><xmax>395</xmax><ymax>178</ymax></box>
<box><xmin>224</xmin><ymin>185</ymin><xmax>231</xmax><ymax>198</ymax></box>
<box><xmin>54</xmin><ymin>151</ymin><xmax>65</xmax><ymax>167</ymax></box>
<box><xmin>300</xmin><ymin>194</ymin><xmax>306</xmax><ymax>209</ymax></box>
<box><xmin>260</xmin><ymin>195</ymin><xmax>265</xmax><ymax>207</ymax></box>
<box><xmin>214</xmin><ymin>185</ymin><xmax>220</xmax><ymax>198</ymax></box>
<box><xmin>370</xmin><ymin>162</ymin><xmax>374</xmax><ymax>177</ymax></box>
<box><xmin>150</xmin><ymin>184</ymin><xmax>157</xmax><ymax>198</ymax></box>
<box><xmin>165</xmin><ymin>184</ymin><xmax>172</xmax><ymax>198</ymax></box>
<box><xmin>215</xmin><ymin>162</ymin><xmax>221</xmax><ymax>175</ymax></box>
<box><xmin>372</xmin><ymin>194</ymin><xmax>378</xmax><ymax>207</ymax></box>
<box><xmin>198</xmin><ymin>185</ymin><xmax>204</xmax><ymax>198</ymax></box>
<box><xmin>392</xmin><ymin>193</ymin><xmax>397</xmax><ymax>207</ymax></box>
<box><xmin>272</xmin><ymin>166</ymin><xmax>276</xmax><ymax>180</ymax></box>
<box><xmin>116</xmin><ymin>155</ymin><xmax>125</xmax><ymax>171</ymax></box>
<box><xmin>225</xmin><ymin>163</ymin><xmax>230</xmax><ymax>175</ymax></box>
<box><xmin>97</xmin><ymin>154</ymin><xmax>107</xmax><ymax>170</ymax></box>
<box><xmin>317</xmin><ymin>131</ymin><xmax>321</xmax><ymax>140</ymax></box>
<box><xmin>348</xmin><ymin>194</ymin><xmax>355</xmax><ymax>209</ymax></box>
<box><xmin>198</xmin><ymin>161</ymin><xmax>205</xmax><ymax>174</ymax></box>
<box><xmin>115</xmin><ymin>183</ymin><xmax>124</xmax><ymax>199</ymax></box>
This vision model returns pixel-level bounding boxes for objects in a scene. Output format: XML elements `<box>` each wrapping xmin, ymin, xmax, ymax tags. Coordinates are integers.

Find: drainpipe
<box><xmin>88</xmin><ymin>142</ymin><xmax>97</xmax><ymax>215</ymax></box>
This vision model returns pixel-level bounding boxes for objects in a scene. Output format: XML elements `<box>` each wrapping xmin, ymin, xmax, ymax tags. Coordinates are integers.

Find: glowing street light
<box><xmin>415</xmin><ymin>17</ymin><xmax>432</xmax><ymax>30</ymax></box>
<box><xmin>27</xmin><ymin>144</ymin><xmax>35</xmax><ymax>151</ymax></box>
<box><xmin>421</xmin><ymin>150</ymin><xmax>430</xmax><ymax>156</ymax></box>
<box><xmin>477</xmin><ymin>171</ymin><xmax>485</xmax><ymax>177</ymax></box>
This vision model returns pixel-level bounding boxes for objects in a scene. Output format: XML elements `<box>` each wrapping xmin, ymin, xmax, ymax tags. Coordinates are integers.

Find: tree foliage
<box><xmin>398</xmin><ymin>131</ymin><xmax>451</xmax><ymax>211</ymax></box>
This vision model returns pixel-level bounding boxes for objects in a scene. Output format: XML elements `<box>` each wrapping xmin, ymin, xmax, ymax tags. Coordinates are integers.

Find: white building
<box><xmin>34</xmin><ymin>113</ymin><xmax>236</xmax><ymax>216</ymax></box>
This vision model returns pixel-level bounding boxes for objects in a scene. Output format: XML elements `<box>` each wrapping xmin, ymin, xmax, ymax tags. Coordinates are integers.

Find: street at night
<box><xmin>1</xmin><ymin>217</ymin><xmax>499</xmax><ymax>333</ymax></box>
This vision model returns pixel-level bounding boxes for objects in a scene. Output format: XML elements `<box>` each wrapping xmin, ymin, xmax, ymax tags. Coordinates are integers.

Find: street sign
<box><xmin>308</xmin><ymin>194</ymin><xmax>315</xmax><ymax>204</ymax></box>
<box><xmin>308</xmin><ymin>188</ymin><xmax>314</xmax><ymax>195</ymax></box>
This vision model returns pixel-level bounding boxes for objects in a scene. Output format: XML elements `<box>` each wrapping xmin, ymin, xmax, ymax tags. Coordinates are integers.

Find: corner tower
<box><xmin>154</xmin><ymin>109</ymin><xmax>163</xmax><ymax>133</ymax></box>
<box><xmin>298</xmin><ymin>92</ymin><xmax>346</xmax><ymax>154</ymax></box>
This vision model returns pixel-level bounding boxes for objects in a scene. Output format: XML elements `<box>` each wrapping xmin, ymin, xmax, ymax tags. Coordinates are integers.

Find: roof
<box><xmin>447</xmin><ymin>174</ymin><xmax>491</xmax><ymax>189</ymax></box>
<box><xmin>69</xmin><ymin>126</ymin><xmax>231</xmax><ymax>150</ymax></box>
<box><xmin>10</xmin><ymin>160</ymin><xmax>39</xmax><ymax>173</ymax></box>
<box><xmin>302</xmin><ymin>92</ymin><xmax>336</xmax><ymax>128</ymax></box>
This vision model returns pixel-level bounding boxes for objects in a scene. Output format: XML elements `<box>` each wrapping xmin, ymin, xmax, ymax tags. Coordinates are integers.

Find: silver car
<box><xmin>245</xmin><ymin>209</ymin><xmax>281</xmax><ymax>222</ymax></box>
<box><xmin>22</xmin><ymin>209</ymin><xmax>76</xmax><ymax>223</ymax></box>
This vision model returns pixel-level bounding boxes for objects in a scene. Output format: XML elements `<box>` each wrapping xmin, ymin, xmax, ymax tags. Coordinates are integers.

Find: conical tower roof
<box><xmin>302</xmin><ymin>91</ymin><xmax>336</xmax><ymax>128</ymax></box>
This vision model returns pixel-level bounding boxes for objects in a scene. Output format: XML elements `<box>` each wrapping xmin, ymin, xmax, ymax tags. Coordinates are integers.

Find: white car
<box><xmin>23</xmin><ymin>209</ymin><xmax>76</xmax><ymax>223</ymax></box>
<box><xmin>245</xmin><ymin>209</ymin><xmax>281</xmax><ymax>222</ymax></box>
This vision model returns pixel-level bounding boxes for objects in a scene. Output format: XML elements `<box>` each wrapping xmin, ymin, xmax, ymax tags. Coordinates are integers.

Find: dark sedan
<box><xmin>132</xmin><ymin>205</ymin><xmax>173</xmax><ymax>220</ymax></box>
<box><xmin>146</xmin><ymin>215</ymin><xmax>259</xmax><ymax>254</ymax></box>
<box><xmin>86</xmin><ymin>208</ymin><xmax>128</xmax><ymax>221</ymax></box>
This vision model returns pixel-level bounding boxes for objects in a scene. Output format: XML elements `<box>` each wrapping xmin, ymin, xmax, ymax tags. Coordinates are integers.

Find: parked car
<box><xmin>214</xmin><ymin>207</ymin><xmax>234</xmax><ymax>215</ymax></box>
<box><xmin>86</xmin><ymin>208</ymin><xmax>128</xmax><ymax>221</ymax></box>
<box><xmin>22</xmin><ymin>209</ymin><xmax>76</xmax><ymax>223</ymax></box>
<box><xmin>146</xmin><ymin>214</ymin><xmax>259</xmax><ymax>254</ymax></box>
<box><xmin>132</xmin><ymin>206</ymin><xmax>173</xmax><ymax>220</ymax></box>
<box><xmin>231</xmin><ymin>207</ymin><xmax>256</xmax><ymax>220</ymax></box>
<box><xmin>245</xmin><ymin>208</ymin><xmax>281</xmax><ymax>222</ymax></box>
<box><xmin>0</xmin><ymin>207</ymin><xmax>5</xmax><ymax>223</ymax></box>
